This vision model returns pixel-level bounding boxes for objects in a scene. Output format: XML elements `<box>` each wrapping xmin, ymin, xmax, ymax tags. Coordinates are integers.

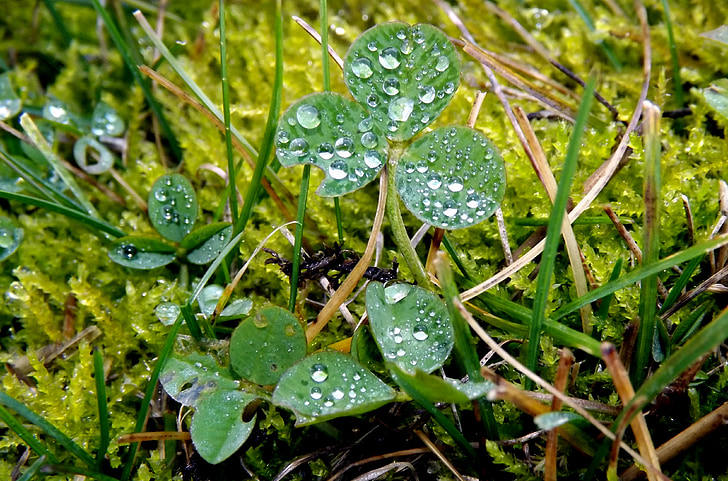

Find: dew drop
<box><xmin>413</xmin><ymin>325</ymin><xmax>429</xmax><ymax>341</ymax></box>
<box><xmin>443</xmin><ymin>200</ymin><xmax>458</xmax><ymax>218</ymax></box>
<box><xmin>336</xmin><ymin>113</ymin><xmax>345</xmax><ymax>124</ymax></box>
<box><xmin>358</xmin><ymin>117</ymin><xmax>373</xmax><ymax>132</ymax></box>
<box><xmin>351</xmin><ymin>57</ymin><xmax>373</xmax><ymax>78</ymax></box>
<box><xmin>416</xmin><ymin>161</ymin><xmax>429</xmax><ymax>173</ymax></box>
<box><xmin>447</xmin><ymin>176</ymin><xmax>464</xmax><ymax>192</ymax></box>
<box><xmin>435</xmin><ymin>55</ymin><xmax>450</xmax><ymax>72</ymax></box>
<box><xmin>120</xmin><ymin>244</ymin><xmax>137</xmax><ymax>260</ymax></box>
<box><xmin>310</xmin><ymin>364</ymin><xmax>329</xmax><ymax>383</ymax></box>
<box><xmin>332</xmin><ymin>388</ymin><xmax>345</xmax><ymax>400</ymax></box>
<box><xmin>323</xmin><ymin>397</ymin><xmax>334</xmax><ymax>407</ymax></box>
<box><xmin>418</xmin><ymin>85</ymin><xmax>436</xmax><ymax>104</ymax></box>
<box><xmin>466</xmin><ymin>193</ymin><xmax>480</xmax><ymax>209</ymax></box>
<box><xmin>384</xmin><ymin>283</ymin><xmax>411</xmax><ymax>304</ymax></box>
<box><xmin>154</xmin><ymin>189</ymin><xmax>168</xmax><ymax>202</ymax></box>
<box><xmin>379</xmin><ymin>47</ymin><xmax>401</xmax><ymax>69</ymax></box>
<box><xmin>400</xmin><ymin>39</ymin><xmax>413</xmax><ymax>55</ymax></box>
<box><xmin>353</xmin><ymin>372</ymin><xmax>361</xmax><ymax>381</ymax></box>
<box><xmin>360</xmin><ymin>131</ymin><xmax>378</xmax><ymax>149</ymax></box>
<box><xmin>284</xmin><ymin>324</ymin><xmax>296</xmax><ymax>336</ymax></box>
<box><xmin>276</xmin><ymin>130</ymin><xmax>290</xmax><ymax>146</ymax></box>
<box><xmin>367</xmin><ymin>41</ymin><xmax>378</xmax><ymax>51</ymax></box>
<box><xmin>388</xmin><ymin>97</ymin><xmax>414</xmax><ymax>122</ymax></box>
<box><xmin>296</xmin><ymin>104</ymin><xmax>320</xmax><ymax>129</ymax></box>
<box><xmin>252</xmin><ymin>313</ymin><xmax>269</xmax><ymax>328</ymax></box>
<box><xmin>364</xmin><ymin>150</ymin><xmax>382</xmax><ymax>169</ymax></box>
<box><xmin>367</xmin><ymin>94</ymin><xmax>379</xmax><ymax>108</ymax></box>
<box><xmin>290</xmin><ymin>138</ymin><xmax>309</xmax><ymax>157</ymax></box>
<box><xmin>328</xmin><ymin>160</ymin><xmax>347</xmax><ymax>180</ymax></box>
<box><xmin>427</xmin><ymin>173</ymin><xmax>442</xmax><ymax>189</ymax></box>
<box><xmin>394</xmin><ymin>335</ymin><xmax>403</xmax><ymax>344</ymax></box>
<box><xmin>310</xmin><ymin>387</ymin><xmax>322</xmax><ymax>400</ymax></box>
<box><xmin>444</xmin><ymin>82</ymin><xmax>455</xmax><ymax>94</ymax></box>
<box><xmin>317</xmin><ymin>142</ymin><xmax>334</xmax><ymax>160</ymax></box>
<box><xmin>334</xmin><ymin>137</ymin><xmax>354</xmax><ymax>158</ymax></box>
<box><xmin>397</xmin><ymin>349</ymin><xmax>406</xmax><ymax>357</ymax></box>
<box><xmin>383</xmin><ymin>78</ymin><xmax>400</xmax><ymax>95</ymax></box>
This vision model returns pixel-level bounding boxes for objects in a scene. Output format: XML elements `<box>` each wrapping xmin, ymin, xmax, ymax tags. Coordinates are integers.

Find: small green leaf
<box><xmin>344</xmin><ymin>22</ymin><xmax>460</xmax><ymax>141</ymax></box>
<box><xmin>387</xmin><ymin>363</ymin><xmax>492</xmax><ymax>403</ymax></box>
<box><xmin>73</xmin><ymin>136</ymin><xmax>114</xmax><ymax>174</ymax></box>
<box><xmin>160</xmin><ymin>352</ymin><xmax>240</xmax><ymax>407</ymax></box>
<box><xmin>396</xmin><ymin>126</ymin><xmax>506</xmax><ymax>229</ymax></box>
<box><xmin>230</xmin><ymin>307</ymin><xmax>306</xmax><ymax>385</ymax></box>
<box><xmin>0</xmin><ymin>216</ymin><xmax>23</xmax><ymax>262</ymax></box>
<box><xmin>272</xmin><ymin>351</ymin><xmax>396</xmax><ymax>426</ymax></box>
<box><xmin>0</xmin><ymin>73</ymin><xmax>22</xmax><ymax>120</ymax></box>
<box><xmin>189</xmin><ymin>390</ymin><xmax>257</xmax><ymax>464</ymax></box>
<box><xmin>90</xmin><ymin>101</ymin><xmax>125</xmax><ymax>137</ymax></box>
<box><xmin>155</xmin><ymin>302</ymin><xmax>181</xmax><ymax>326</ymax></box>
<box><xmin>704</xmin><ymin>79</ymin><xmax>728</xmax><ymax>121</ymax></box>
<box><xmin>197</xmin><ymin>285</ymin><xmax>254</xmax><ymax>319</ymax></box>
<box><xmin>108</xmin><ymin>236</ymin><xmax>176</xmax><ymax>269</ymax></box>
<box><xmin>534</xmin><ymin>411</ymin><xmax>584</xmax><ymax>430</ymax></box>
<box><xmin>366</xmin><ymin>282</ymin><xmax>453</xmax><ymax>373</ymax></box>
<box><xmin>275</xmin><ymin>93</ymin><xmax>387</xmax><ymax>197</ymax></box>
<box><xmin>219</xmin><ymin>299</ymin><xmax>254</xmax><ymax>320</ymax></box>
<box><xmin>184</xmin><ymin>224</ymin><xmax>234</xmax><ymax>265</ymax></box>
<box><xmin>148</xmin><ymin>174</ymin><xmax>197</xmax><ymax>242</ymax></box>
<box><xmin>700</xmin><ymin>25</ymin><xmax>728</xmax><ymax>49</ymax></box>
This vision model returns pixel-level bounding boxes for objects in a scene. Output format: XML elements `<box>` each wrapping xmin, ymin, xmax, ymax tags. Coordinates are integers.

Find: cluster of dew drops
<box><xmin>275</xmin><ymin>102</ymin><xmax>384</xmax><ymax>185</ymax></box>
<box><xmin>347</xmin><ymin>24</ymin><xmax>456</xmax><ymax>140</ymax></box>
<box><xmin>399</xmin><ymin>128</ymin><xmax>500</xmax><ymax>228</ymax></box>
<box><xmin>301</xmin><ymin>363</ymin><xmax>372</xmax><ymax>415</ymax></box>
<box><xmin>153</xmin><ymin>178</ymin><xmax>196</xmax><ymax>231</ymax></box>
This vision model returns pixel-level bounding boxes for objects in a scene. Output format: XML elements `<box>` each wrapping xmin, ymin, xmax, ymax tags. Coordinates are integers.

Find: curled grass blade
<box><xmin>0</xmin><ymin>392</ymin><xmax>95</xmax><ymax>467</ymax></box>
<box><xmin>526</xmin><ymin>78</ymin><xmax>594</xmax><ymax>389</ymax></box>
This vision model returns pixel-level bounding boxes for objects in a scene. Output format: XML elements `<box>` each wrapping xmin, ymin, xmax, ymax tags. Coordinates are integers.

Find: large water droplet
<box><xmin>154</xmin><ymin>189</ymin><xmax>168</xmax><ymax>202</ymax></box>
<box><xmin>351</xmin><ymin>57</ymin><xmax>373</xmax><ymax>78</ymax></box>
<box><xmin>329</xmin><ymin>160</ymin><xmax>347</xmax><ymax>180</ymax></box>
<box><xmin>332</xmin><ymin>388</ymin><xmax>345</xmax><ymax>400</ymax></box>
<box><xmin>427</xmin><ymin>173</ymin><xmax>442</xmax><ymax>189</ymax></box>
<box><xmin>296</xmin><ymin>104</ymin><xmax>321</xmax><ymax>129</ymax></box>
<box><xmin>444</xmin><ymin>82</ymin><xmax>455</xmax><ymax>94</ymax></box>
<box><xmin>91</xmin><ymin>102</ymin><xmax>124</xmax><ymax>136</ymax></box>
<box><xmin>413</xmin><ymin>325</ymin><xmax>429</xmax><ymax>341</ymax></box>
<box><xmin>318</xmin><ymin>143</ymin><xmax>334</xmax><ymax>160</ymax></box>
<box><xmin>384</xmin><ymin>283</ymin><xmax>411</xmax><ymax>304</ymax></box>
<box><xmin>447</xmin><ymin>176</ymin><xmax>464</xmax><ymax>192</ymax></box>
<box><xmin>388</xmin><ymin>97</ymin><xmax>414</xmax><ymax>122</ymax></box>
<box><xmin>383</xmin><ymin>78</ymin><xmax>400</xmax><ymax>95</ymax></box>
<box><xmin>334</xmin><ymin>137</ymin><xmax>354</xmax><ymax>158</ymax></box>
<box><xmin>290</xmin><ymin>138</ymin><xmax>309</xmax><ymax>157</ymax></box>
<box><xmin>379</xmin><ymin>47</ymin><xmax>401</xmax><ymax>69</ymax></box>
<box><xmin>353</xmin><ymin>372</ymin><xmax>361</xmax><ymax>381</ymax></box>
<box><xmin>435</xmin><ymin>55</ymin><xmax>450</xmax><ymax>72</ymax></box>
<box><xmin>310</xmin><ymin>387</ymin><xmax>322</xmax><ymax>400</ymax></box>
<box><xmin>364</xmin><ymin>150</ymin><xmax>382</xmax><ymax>169</ymax></box>
<box><xmin>276</xmin><ymin>130</ymin><xmax>290</xmax><ymax>146</ymax></box>
<box><xmin>466</xmin><ymin>193</ymin><xmax>480</xmax><ymax>209</ymax></box>
<box><xmin>120</xmin><ymin>244</ymin><xmax>137</xmax><ymax>260</ymax></box>
<box><xmin>360</xmin><ymin>131</ymin><xmax>378</xmax><ymax>149</ymax></box>
<box><xmin>358</xmin><ymin>117</ymin><xmax>373</xmax><ymax>132</ymax></box>
<box><xmin>367</xmin><ymin>94</ymin><xmax>379</xmax><ymax>108</ymax></box>
<box><xmin>443</xmin><ymin>200</ymin><xmax>458</xmax><ymax>218</ymax></box>
<box><xmin>418</xmin><ymin>86</ymin><xmax>436</xmax><ymax>104</ymax></box>
<box><xmin>43</xmin><ymin>100</ymin><xmax>71</xmax><ymax>124</ymax></box>
<box><xmin>310</xmin><ymin>364</ymin><xmax>329</xmax><ymax>383</ymax></box>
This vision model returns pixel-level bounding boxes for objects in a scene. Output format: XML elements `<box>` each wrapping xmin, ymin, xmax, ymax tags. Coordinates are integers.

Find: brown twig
<box><xmin>545</xmin><ymin>348</ymin><xmax>574</xmax><ymax>481</ymax></box>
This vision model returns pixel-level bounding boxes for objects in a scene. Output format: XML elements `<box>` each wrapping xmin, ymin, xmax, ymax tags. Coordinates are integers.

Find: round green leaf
<box><xmin>148</xmin><ymin>174</ymin><xmax>197</xmax><ymax>242</ymax></box>
<box><xmin>108</xmin><ymin>236</ymin><xmax>176</xmax><ymax>269</ymax></box>
<box><xmin>190</xmin><ymin>390</ymin><xmax>257</xmax><ymax>465</ymax></box>
<box><xmin>0</xmin><ymin>216</ymin><xmax>23</xmax><ymax>262</ymax></box>
<box><xmin>230</xmin><ymin>307</ymin><xmax>306</xmax><ymax>385</ymax></box>
<box><xmin>275</xmin><ymin>92</ymin><xmax>388</xmax><ymax>197</ymax></box>
<box><xmin>73</xmin><ymin>136</ymin><xmax>114</xmax><ymax>174</ymax></box>
<box><xmin>160</xmin><ymin>352</ymin><xmax>240</xmax><ymax>407</ymax></box>
<box><xmin>366</xmin><ymin>282</ymin><xmax>454</xmax><ymax>373</ymax></box>
<box><xmin>91</xmin><ymin>101</ymin><xmax>125</xmax><ymax>137</ymax></box>
<box><xmin>272</xmin><ymin>351</ymin><xmax>396</xmax><ymax>426</ymax></box>
<box><xmin>344</xmin><ymin>22</ymin><xmax>460</xmax><ymax>142</ymax></box>
<box><xmin>395</xmin><ymin>126</ymin><xmax>506</xmax><ymax>229</ymax></box>
<box><xmin>184</xmin><ymin>224</ymin><xmax>234</xmax><ymax>265</ymax></box>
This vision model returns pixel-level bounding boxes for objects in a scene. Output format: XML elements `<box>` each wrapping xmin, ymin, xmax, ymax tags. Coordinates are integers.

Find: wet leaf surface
<box><xmin>108</xmin><ymin>236</ymin><xmax>176</xmax><ymax>269</ymax></box>
<box><xmin>148</xmin><ymin>174</ymin><xmax>197</xmax><ymax>242</ymax></box>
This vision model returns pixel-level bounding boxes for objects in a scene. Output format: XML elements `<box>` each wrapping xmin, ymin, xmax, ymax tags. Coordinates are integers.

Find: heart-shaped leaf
<box><xmin>272</xmin><ymin>351</ymin><xmax>396</xmax><ymax>426</ymax></box>
<box><xmin>108</xmin><ymin>236</ymin><xmax>176</xmax><ymax>269</ymax></box>
<box><xmin>230</xmin><ymin>307</ymin><xmax>307</xmax><ymax>386</ymax></box>
<box><xmin>387</xmin><ymin>363</ymin><xmax>492</xmax><ymax>404</ymax></box>
<box><xmin>73</xmin><ymin>136</ymin><xmax>114</xmax><ymax>174</ymax></box>
<box><xmin>275</xmin><ymin>93</ymin><xmax>388</xmax><ymax>197</ymax></box>
<box><xmin>148</xmin><ymin>174</ymin><xmax>197</xmax><ymax>242</ymax></box>
<box><xmin>0</xmin><ymin>216</ymin><xmax>23</xmax><ymax>262</ymax></box>
<box><xmin>160</xmin><ymin>352</ymin><xmax>240</xmax><ymax>407</ymax></box>
<box><xmin>396</xmin><ymin>126</ymin><xmax>506</xmax><ymax>229</ymax></box>
<box><xmin>366</xmin><ymin>282</ymin><xmax>454</xmax><ymax>373</ymax></box>
<box><xmin>183</xmin><ymin>223</ymin><xmax>233</xmax><ymax>265</ymax></box>
<box><xmin>344</xmin><ymin>22</ymin><xmax>460</xmax><ymax>142</ymax></box>
<box><xmin>190</xmin><ymin>389</ymin><xmax>257</xmax><ymax>464</ymax></box>
<box><xmin>0</xmin><ymin>73</ymin><xmax>22</xmax><ymax>121</ymax></box>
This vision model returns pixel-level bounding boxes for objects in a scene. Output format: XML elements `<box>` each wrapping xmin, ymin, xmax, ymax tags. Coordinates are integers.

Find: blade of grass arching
<box><xmin>41</xmin><ymin>464</ymin><xmax>120</xmax><ymax>481</ymax></box>
<box><xmin>90</xmin><ymin>0</ymin><xmax>181</xmax><ymax>161</ymax></box>
<box><xmin>232</xmin><ymin>0</ymin><xmax>283</xmax><ymax>235</ymax></box>
<box><xmin>659</xmin><ymin>0</ymin><xmax>684</xmax><ymax>109</ymax></box>
<box><xmin>566</xmin><ymin>0</ymin><xmax>623</xmax><ymax>72</ymax></box>
<box><xmin>551</xmin><ymin>235</ymin><xmax>728</xmax><ymax>321</ymax></box>
<box><xmin>526</xmin><ymin>78</ymin><xmax>595</xmax><ymax>390</ymax></box>
<box><xmin>0</xmin><ymin>190</ymin><xmax>126</xmax><ymax>238</ymax></box>
<box><xmin>219</xmin><ymin>0</ymin><xmax>238</xmax><ymax>228</ymax></box>
<box><xmin>93</xmin><ymin>348</ymin><xmax>110</xmax><ymax>467</ymax></box>
<box><xmin>0</xmin><ymin>406</ymin><xmax>57</xmax><ymax>463</ymax></box>
<box><xmin>596</xmin><ymin>258</ymin><xmax>623</xmax><ymax>320</ymax></box>
<box><xmin>442</xmin><ymin>235</ymin><xmax>472</xmax><ymax>281</ymax></box>
<box><xmin>633</xmin><ymin>101</ymin><xmax>662</xmax><ymax>386</ymax></box>
<box><xmin>435</xmin><ymin>252</ymin><xmax>500</xmax><ymax>441</ymax></box>
<box><xmin>17</xmin><ymin>455</ymin><xmax>47</xmax><ymax>481</ymax></box>
<box><xmin>41</xmin><ymin>0</ymin><xmax>72</xmax><ymax>47</ymax></box>
<box><xmin>19</xmin><ymin>114</ymin><xmax>99</xmax><ymax>218</ymax></box>
<box><xmin>120</xmin><ymin>314</ymin><xmax>184</xmax><ymax>481</ymax></box>
<box><xmin>0</xmin><ymin>392</ymin><xmax>95</xmax><ymax>467</ymax></box>
<box><xmin>289</xmin><ymin>165</ymin><xmax>311</xmax><ymax>312</ymax></box>
<box><xmin>659</xmin><ymin>255</ymin><xmax>703</xmax><ymax>314</ymax></box>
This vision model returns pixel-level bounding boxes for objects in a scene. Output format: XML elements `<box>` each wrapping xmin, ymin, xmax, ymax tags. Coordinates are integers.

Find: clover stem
<box><xmin>386</xmin><ymin>147</ymin><xmax>430</xmax><ymax>288</ymax></box>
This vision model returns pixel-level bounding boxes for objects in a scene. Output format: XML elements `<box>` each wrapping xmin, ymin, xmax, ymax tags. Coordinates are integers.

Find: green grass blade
<box><xmin>0</xmin><ymin>190</ymin><xmax>126</xmax><ymax>238</ymax></box>
<box><xmin>232</xmin><ymin>0</ymin><xmax>283</xmax><ymax>234</ymax></box>
<box><xmin>633</xmin><ymin>102</ymin><xmax>662</xmax><ymax>385</ymax></box>
<box><xmin>0</xmin><ymin>392</ymin><xmax>96</xmax><ymax>467</ymax></box>
<box><xmin>41</xmin><ymin>464</ymin><xmax>120</xmax><ymax>481</ymax></box>
<box><xmin>289</xmin><ymin>165</ymin><xmax>310</xmax><ymax>312</ymax></box>
<box><xmin>120</xmin><ymin>314</ymin><xmax>184</xmax><ymax>481</ymax></box>
<box><xmin>442</xmin><ymin>235</ymin><xmax>472</xmax><ymax>281</ymax></box>
<box><xmin>20</xmin><ymin>114</ymin><xmax>100</xmax><ymax>218</ymax></box>
<box><xmin>17</xmin><ymin>455</ymin><xmax>47</xmax><ymax>481</ymax></box>
<box><xmin>596</xmin><ymin>258</ymin><xmax>623</xmax><ymax>320</ymax></box>
<box><xmin>526</xmin><ymin>78</ymin><xmax>595</xmax><ymax>389</ymax></box>
<box><xmin>659</xmin><ymin>255</ymin><xmax>702</xmax><ymax>314</ymax></box>
<box><xmin>566</xmin><ymin>0</ymin><xmax>622</xmax><ymax>71</ymax></box>
<box><xmin>41</xmin><ymin>0</ymin><xmax>73</xmax><ymax>47</ymax></box>
<box><xmin>93</xmin><ymin>348</ymin><xmax>110</xmax><ymax>467</ymax></box>
<box><xmin>551</xmin><ymin>235</ymin><xmax>728</xmax><ymax>321</ymax></box>
<box><xmin>659</xmin><ymin>0</ymin><xmax>684</xmax><ymax>108</ymax></box>
<box><xmin>219</xmin><ymin>0</ymin><xmax>238</xmax><ymax>228</ymax></box>
<box><xmin>0</xmin><ymin>405</ymin><xmax>58</xmax><ymax>463</ymax></box>
<box><xmin>90</xmin><ymin>0</ymin><xmax>181</xmax><ymax>161</ymax></box>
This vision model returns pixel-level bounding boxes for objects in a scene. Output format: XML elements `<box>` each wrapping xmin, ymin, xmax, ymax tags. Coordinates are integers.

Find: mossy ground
<box><xmin>1</xmin><ymin>0</ymin><xmax>728</xmax><ymax>479</ymax></box>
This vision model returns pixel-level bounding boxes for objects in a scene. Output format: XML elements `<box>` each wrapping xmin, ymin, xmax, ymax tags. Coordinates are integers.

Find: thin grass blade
<box><xmin>0</xmin><ymin>406</ymin><xmax>57</xmax><ymax>464</ymax></box>
<box><xmin>219</xmin><ymin>0</ymin><xmax>238</xmax><ymax>228</ymax></box>
<box><xmin>16</xmin><ymin>454</ymin><xmax>47</xmax><ymax>481</ymax></box>
<box><xmin>93</xmin><ymin>348</ymin><xmax>110</xmax><ymax>467</ymax></box>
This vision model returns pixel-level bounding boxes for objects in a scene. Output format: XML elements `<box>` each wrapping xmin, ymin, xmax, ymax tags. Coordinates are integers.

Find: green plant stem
<box><xmin>385</xmin><ymin>152</ymin><xmax>429</xmax><ymax>288</ymax></box>
<box><xmin>659</xmin><ymin>0</ymin><xmax>684</xmax><ymax>109</ymax></box>
<box><xmin>289</xmin><ymin>164</ymin><xmax>311</xmax><ymax>312</ymax></box>
<box><xmin>219</xmin><ymin>0</ymin><xmax>238</xmax><ymax>228</ymax></box>
<box><xmin>93</xmin><ymin>348</ymin><xmax>110</xmax><ymax>468</ymax></box>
